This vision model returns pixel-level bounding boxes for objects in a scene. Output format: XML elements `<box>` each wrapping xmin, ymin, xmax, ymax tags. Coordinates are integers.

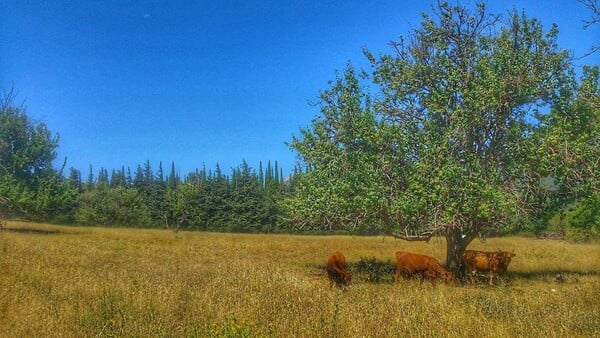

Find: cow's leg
<box><xmin>327</xmin><ymin>270</ymin><xmax>334</xmax><ymax>288</ymax></box>
<box><xmin>418</xmin><ymin>273</ymin><xmax>425</xmax><ymax>285</ymax></box>
<box><xmin>489</xmin><ymin>271</ymin><xmax>495</xmax><ymax>286</ymax></box>
<box><xmin>468</xmin><ymin>270</ymin><xmax>476</xmax><ymax>284</ymax></box>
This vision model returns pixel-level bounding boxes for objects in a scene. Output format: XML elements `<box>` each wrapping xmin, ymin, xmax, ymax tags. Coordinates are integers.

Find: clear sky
<box><xmin>1</xmin><ymin>1</ymin><xmax>598</xmax><ymax>178</ymax></box>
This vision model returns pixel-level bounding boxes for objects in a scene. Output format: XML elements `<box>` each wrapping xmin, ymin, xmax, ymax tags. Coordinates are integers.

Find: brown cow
<box><xmin>462</xmin><ymin>250</ymin><xmax>515</xmax><ymax>285</ymax></box>
<box><xmin>394</xmin><ymin>251</ymin><xmax>454</xmax><ymax>285</ymax></box>
<box><xmin>326</xmin><ymin>251</ymin><xmax>352</xmax><ymax>288</ymax></box>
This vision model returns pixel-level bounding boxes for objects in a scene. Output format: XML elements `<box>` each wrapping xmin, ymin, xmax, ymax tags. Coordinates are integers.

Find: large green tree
<box><xmin>1</xmin><ymin>89</ymin><xmax>76</xmax><ymax>222</ymax></box>
<box><xmin>0</xmin><ymin>91</ymin><xmax>58</xmax><ymax>181</ymax></box>
<box><xmin>289</xmin><ymin>1</ymin><xmax>577</xmax><ymax>272</ymax></box>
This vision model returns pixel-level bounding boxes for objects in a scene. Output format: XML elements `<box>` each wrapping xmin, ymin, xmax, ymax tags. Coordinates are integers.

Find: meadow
<box><xmin>1</xmin><ymin>221</ymin><xmax>598</xmax><ymax>337</ymax></box>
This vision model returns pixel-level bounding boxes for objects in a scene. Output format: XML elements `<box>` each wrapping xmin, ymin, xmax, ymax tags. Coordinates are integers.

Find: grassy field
<box><xmin>1</xmin><ymin>221</ymin><xmax>599</xmax><ymax>337</ymax></box>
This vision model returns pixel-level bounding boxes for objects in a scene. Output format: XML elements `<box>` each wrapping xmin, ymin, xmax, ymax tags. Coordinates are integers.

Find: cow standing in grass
<box><xmin>462</xmin><ymin>250</ymin><xmax>515</xmax><ymax>285</ymax></box>
<box><xmin>394</xmin><ymin>251</ymin><xmax>454</xmax><ymax>285</ymax></box>
<box><xmin>326</xmin><ymin>251</ymin><xmax>352</xmax><ymax>288</ymax></box>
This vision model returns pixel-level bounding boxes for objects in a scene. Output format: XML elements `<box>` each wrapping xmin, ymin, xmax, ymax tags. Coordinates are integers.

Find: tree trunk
<box><xmin>445</xmin><ymin>229</ymin><xmax>474</xmax><ymax>279</ymax></box>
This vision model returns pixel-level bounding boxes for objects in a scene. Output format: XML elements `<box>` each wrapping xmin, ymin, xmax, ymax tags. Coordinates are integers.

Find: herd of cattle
<box><xmin>326</xmin><ymin>249</ymin><xmax>516</xmax><ymax>288</ymax></box>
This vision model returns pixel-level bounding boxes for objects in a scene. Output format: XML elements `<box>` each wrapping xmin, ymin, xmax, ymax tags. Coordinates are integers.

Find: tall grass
<box><xmin>1</xmin><ymin>221</ymin><xmax>598</xmax><ymax>337</ymax></box>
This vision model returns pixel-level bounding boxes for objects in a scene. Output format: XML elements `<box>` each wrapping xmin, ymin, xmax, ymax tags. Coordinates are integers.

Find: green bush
<box><xmin>565</xmin><ymin>227</ymin><xmax>598</xmax><ymax>243</ymax></box>
<box><xmin>352</xmin><ymin>257</ymin><xmax>395</xmax><ymax>283</ymax></box>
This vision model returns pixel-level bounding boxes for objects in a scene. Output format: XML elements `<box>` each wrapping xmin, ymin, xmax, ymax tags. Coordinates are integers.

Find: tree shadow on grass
<box><xmin>307</xmin><ymin>258</ymin><xmax>398</xmax><ymax>284</ymax></box>
<box><xmin>511</xmin><ymin>269</ymin><xmax>600</xmax><ymax>280</ymax></box>
<box><xmin>1</xmin><ymin>227</ymin><xmax>72</xmax><ymax>235</ymax></box>
<box><xmin>459</xmin><ymin>269</ymin><xmax>599</xmax><ymax>287</ymax></box>
<box><xmin>308</xmin><ymin>258</ymin><xmax>599</xmax><ymax>287</ymax></box>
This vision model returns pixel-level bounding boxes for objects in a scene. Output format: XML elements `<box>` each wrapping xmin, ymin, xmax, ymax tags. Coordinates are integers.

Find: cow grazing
<box><xmin>462</xmin><ymin>250</ymin><xmax>515</xmax><ymax>285</ymax></box>
<box><xmin>326</xmin><ymin>251</ymin><xmax>352</xmax><ymax>288</ymax></box>
<box><xmin>394</xmin><ymin>251</ymin><xmax>454</xmax><ymax>285</ymax></box>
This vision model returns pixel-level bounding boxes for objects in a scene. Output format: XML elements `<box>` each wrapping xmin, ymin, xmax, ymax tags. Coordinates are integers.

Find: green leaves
<box><xmin>532</xmin><ymin>66</ymin><xmax>600</xmax><ymax>232</ymax></box>
<box><xmin>1</xmin><ymin>90</ymin><xmax>73</xmax><ymax>221</ymax></box>
<box><xmin>76</xmin><ymin>185</ymin><xmax>152</xmax><ymax>227</ymax></box>
<box><xmin>287</xmin><ymin>65</ymin><xmax>388</xmax><ymax>230</ymax></box>
<box><xmin>0</xmin><ymin>91</ymin><xmax>59</xmax><ymax>180</ymax></box>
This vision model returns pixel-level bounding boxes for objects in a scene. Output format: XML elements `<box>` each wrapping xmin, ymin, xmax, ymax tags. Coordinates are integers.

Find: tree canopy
<box><xmin>288</xmin><ymin>1</ymin><xmax>592</xmax><ymax>271</ymax></box>
<box><xmin>1</xmin><ymin>89</ymin><xmax>76</xmax><ymax>222</ymax></box>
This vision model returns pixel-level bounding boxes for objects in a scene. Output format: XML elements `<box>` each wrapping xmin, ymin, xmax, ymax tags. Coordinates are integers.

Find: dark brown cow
<box><xmin>394</xmin><ymin>251</ymin><xmax>454</xmax><ymax>285</ymax></box>
<box><xmin>462</xmin><ymin>250</ymin><xmax>515</xmax><ymax>285</ymax></box>
<box><xmin>326</xmin><ymin>251</ymin><xmax>352</xmax><ymax>288</ymax></box>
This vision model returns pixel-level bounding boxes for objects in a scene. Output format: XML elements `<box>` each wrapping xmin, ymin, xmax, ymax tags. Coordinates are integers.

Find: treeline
<box><xmin>68</xmin><ymin>160</ymin><xmax>299</xmax><ymax>232</ymax></box>
<box><xmin>1</xmin><ymin>92</ymin><xmax>305</xmax><ymax>232</ymax></box>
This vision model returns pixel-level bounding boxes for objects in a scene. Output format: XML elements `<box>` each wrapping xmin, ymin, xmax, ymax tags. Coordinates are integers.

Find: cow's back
<box><xmin>462</xmin><ymin>250</ymin><xmax>492</xmax><ymax>271</ymax></box>
<box><xmin>396</xmin><ymin>251</ymin><xmax>425</xmax><ymax>274</ymax></box>
<box><xmin>327</xmin><ymin>251</ymin><xmax>346</xmax><ymax>268</ymax></box>
<box><xmin>395</xmin><ymin>251</ymin><xmax>453</xmax><ymax>284</ymax></box>
<box><xmin>463</xmin><ymin>249</ymin><xmax>515</xmax><ymax>285</ymax></box>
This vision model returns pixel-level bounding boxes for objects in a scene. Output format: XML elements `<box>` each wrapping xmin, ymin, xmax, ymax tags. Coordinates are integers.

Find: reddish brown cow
<box><xmin>394</xmin><ymin>251</ymin><xmax>454</xmax><ymax>285</ymax></box>
<box><xmin>462</xmin><ymin>250</ymin><xmax>516</xmax><ymax>285</ymax></box>
<box><xmin>326</xmin><ymin>251</ymin><xmax>352</xmax><ymax>288</ymax></box>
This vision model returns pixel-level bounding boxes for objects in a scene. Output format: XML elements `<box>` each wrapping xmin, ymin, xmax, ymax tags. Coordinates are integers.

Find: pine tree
<box><xmin>258</xmin><ymin>161</ymin><xmax>264</xmax><ymax>188</ymax></box>
<box><xmin>133</xmin><ymin>165</ymin><xmax>145</xmax><ymax>189</ymax></box>
<box><xmin>143</xmin><ymin>160</ymin><xmax>153</xmax><ymax>185</ymax></box>
<box><xmin>97</xmin><ymin>167</ymin><xmax>109</xmax><ymax>187</ymax></box>
<box><xmin>126</xmin><ymin>167</ymin><xmax>133</xmax><ymax>186</ymax></box>
<box><xmin>68</xmin><ymin>167</ymin><xmax>82</xmax><ymax>192</ymax></box>
<box><xmin>86</xmin><ymin>165</ymin><xmax>94</xmax><ymax>190</ymax></box>
<box><xmin>157</xmin><ymin>161</ymin><xmax>164</xmax><ymax>183</ymax></box>
<box><xmin>167</xmin><ymin>161</ymin><xmax>178</xmax><ymax>190</ymax></box>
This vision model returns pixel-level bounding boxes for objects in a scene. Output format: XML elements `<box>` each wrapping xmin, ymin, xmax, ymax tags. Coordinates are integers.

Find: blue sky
<box><xmin>1</xmin><ymin>1</ymin><xmax>598</xmax><ymax>178</ymax></box>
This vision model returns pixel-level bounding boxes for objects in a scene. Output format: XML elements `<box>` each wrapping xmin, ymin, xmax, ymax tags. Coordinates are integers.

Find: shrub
<box><xmin>352</xmin><ymin>257</ymin><xmax>395</xmax><ymax>283</ymax></box>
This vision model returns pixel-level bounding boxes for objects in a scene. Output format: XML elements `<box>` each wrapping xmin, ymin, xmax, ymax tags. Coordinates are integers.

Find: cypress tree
<box><xmin>167</xmin><ymin>161</ymin><xmax>178</xmax><ymax>190</ymax></box>
<box><xmin>265</xmin><ymin>161</ymin><xmax>273</xmax><ymax>187</ymax></box>
<box><xmin>258</xmin><ymin>161</ymin><xmax>264</xmax><ymax>189</ymax></box>
<box><xmin>144</xmin><ymin>160</ymin><xmax>153</xmax><ymax>185</ymax></box>
<box><xmin>157</xmin><ymin>161</ymin><xmax>164</xmax><ymax>183</ymax></box>
<box><xmin>126</xmin><ymin>167</ymin><xmax>133</xmax><ymax>186</ymax></box>
<box><xmin>69</xmin><ymin>167</ymin><xmax>82</xmax><ymax>192</ymax></box>
<box><xmin>110</xmin><ymin>169</ymin><xmax>117</xmax><ymax>187</ymax></box>
<box><xmin>133</xmin><ymin>165</ymin><xmax>145</xmax><ymax>189</ymax></box>
<box><xmin>97</xmin><ymin>167</ymin><xmax>109</xmax><ymax>187</ymax></box>
<box><xmin>87</xmin><ymin>164</ymin><xmax>94</xmax><ymax>189</ymax></box>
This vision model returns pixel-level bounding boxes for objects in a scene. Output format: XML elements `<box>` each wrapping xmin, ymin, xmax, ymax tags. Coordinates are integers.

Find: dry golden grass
<box><xmin>1</xmin><ymin>221</ymin><xmax>599</xmax><ymax>337</ymax></box>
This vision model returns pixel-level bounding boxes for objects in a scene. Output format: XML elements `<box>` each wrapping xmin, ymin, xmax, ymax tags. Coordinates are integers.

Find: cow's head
<box><xmin>503</xmin><ymin>251</ymin><xmax>515</xmax><ymax>263</ymax></box>
<box><xmin>333</xmin><ymin>270</ymin><xmax>352</xmax><ymax>287</ymax></box>
<box><xmin>442</xmin><ymin>270</ymin><xmax>456</xmax><ymax>284</ymax></box>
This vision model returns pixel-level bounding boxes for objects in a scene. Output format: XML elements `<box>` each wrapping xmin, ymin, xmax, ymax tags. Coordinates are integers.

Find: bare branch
<box><xmin>577</xmin><ymin>44</ymin><xmax>600</xmax><ymax>59</ymax></box>
<box><xmin>579</xmin><ymin>0</ymin><xmax>600</xmax><ymax>28</ymax></box>
<box><xmin>389</xmin><ymin>230</ymin><xmax>434</xmax><ymax>242</ymax></box>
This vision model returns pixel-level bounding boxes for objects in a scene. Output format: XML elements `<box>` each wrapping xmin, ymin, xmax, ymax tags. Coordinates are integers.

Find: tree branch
<box><xmin>379</xmin><ymin>205</ymin><xmax>436</xmax><ymax>242</ymax></box>
<box><xmin>389</xmin><ymin>230</ymin><xmax>434</xmax><ymax>242</ymax></box>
